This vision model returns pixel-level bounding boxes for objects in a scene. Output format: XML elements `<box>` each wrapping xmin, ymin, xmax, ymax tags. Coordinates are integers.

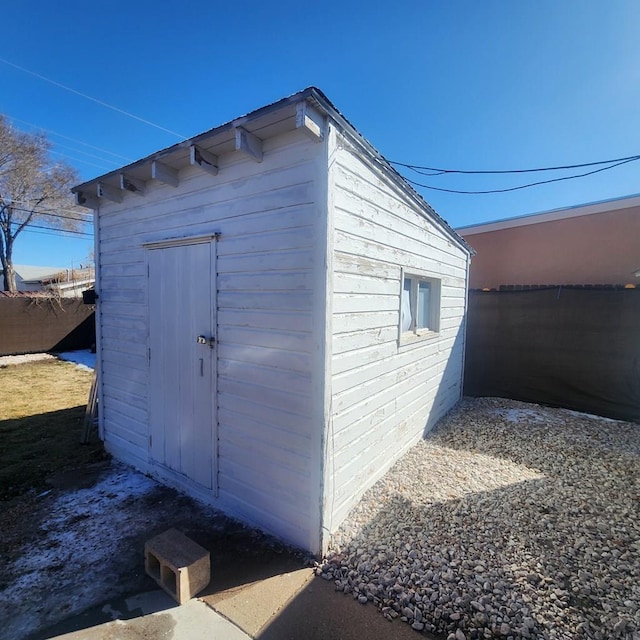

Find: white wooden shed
<box><xmin>73</xmin><ymin>88</ymin><xmax>472</xmax><ymax>555</ymax></box>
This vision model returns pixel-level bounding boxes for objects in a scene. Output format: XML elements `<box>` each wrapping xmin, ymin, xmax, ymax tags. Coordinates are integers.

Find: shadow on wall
<box><xmin>422</xmin><ymin>320</ymin><xmax>468</xmax><ymax>437</ymax></box>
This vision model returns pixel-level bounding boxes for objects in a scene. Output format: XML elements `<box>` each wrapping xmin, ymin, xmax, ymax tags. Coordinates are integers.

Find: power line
<box><xmin>397</xmin><ymin>157</ymin><xmax>640</xmax><ymax>195</ymax></box>
<box><xmin>4</xmin><ymin>55</ymin><xmax>636</xmax><ymax>196</ymax></box>
<box><xmin>22</xmin><ymin>227</ymin><xmax>93</xmax><ymax>240</ymax></box>
<box><xmin>389</xmin><ymin>153</ymin><xmax>640</xmax><ymax>175</ymax></box>
<box><xmin>20</xmin><ymin>222</ymin><xmax>93</xmax><ymax>237</ymax></box>
<box><xmin>49</xmin><ymin>141</ymin><xmax>122</xmax><ymax>167</ymax></box>
<box><xmin>2</xmin><ymin>206</ymin><xmax>93</xmax><ymax>236</ymax></box>
<box><xmin>0</xmin><ymin>56</ymin><xmax>185</xmax><ymax>139</ymax></box>
<box><xmin>8</xmin><ymin>199</ymin><xmax>93</xmax><ymax>220</ymax></box>
<box><xmin>4</xmin><ymin>202</ymin><xmax>93</xmax><ymax>223</ymax></box>
<box><xmin>6</xmin><ymin>205</ymin><xmax>93</xmax><ymax>225</ymax></box>
<box><xmin>4</xmin><ymin>218</ymin><xmax>93</xmax><ymax>236</ymax></box>
<box><xmin>5</xmin><ymin>114</ymin><xmax>134</xmax><ymax>162</ymax></box>
<box><xmin>49</xmin><ymin>149</ymin><xmax>115</xmax><ymax>172</ymax></box>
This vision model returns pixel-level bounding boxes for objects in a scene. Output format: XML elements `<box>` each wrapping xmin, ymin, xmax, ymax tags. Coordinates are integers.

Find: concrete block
<box><xmin>145</xmin><ymin>528</ymin><xmax>210</xmax><ymax>604</ymax></box>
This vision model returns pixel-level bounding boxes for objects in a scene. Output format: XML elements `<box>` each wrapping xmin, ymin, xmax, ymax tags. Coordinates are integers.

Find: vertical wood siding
<box><xmin>97</xmin><ymin>131</ymin><xmax>324</xmax><ymax>551</ymax></box>
<box><xmin>326</xmin><ymin>131</ymin><xmax>469</xmax><ymax>531</ymax></box>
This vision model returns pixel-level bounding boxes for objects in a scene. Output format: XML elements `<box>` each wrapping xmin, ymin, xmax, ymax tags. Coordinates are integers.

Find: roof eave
<box><xmin>72</xmin><ymin>86</ymin><xmax>472</xmax><ymax>256</ymax></box>
<box><xmin>72</xmin><ymin>87</ymin><xmax>319</xmax><ymax>194</ymax></box>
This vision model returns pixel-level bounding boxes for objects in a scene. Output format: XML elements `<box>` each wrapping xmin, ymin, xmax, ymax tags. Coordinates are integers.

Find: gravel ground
<box><xmin>319</xmin><ymin>398</ymin><xmax>640</xmax><ymax>640</ymax></box>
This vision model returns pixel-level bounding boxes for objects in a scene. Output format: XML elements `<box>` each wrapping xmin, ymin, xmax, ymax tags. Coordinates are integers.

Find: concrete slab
<box><xmin>46</xmin><ymin>593</ymin><xmax>249</xmax><ymax>640</ymax></box>
<box><xmin>203</xmin><ymin>568</ymin><xmax>313</xmax><ymax>636</ymax></box>
<box><xmin>256</xmin><ymin>577</ymin><xmax>426</xmax><ymax>640</ymax></box>
<box><xmin>29</xmin><ymin>522</ymin><xmax>426</xmax><ymax>640</ymax></box>
<box><xmin>200</xmin><ymin>562</ymin><xmax>428</xmax><ymax>640</ymax></box>
<box><xmin>31</xmin><ymin>590</ymin><xmax>249</xmax><ymax>640</ymax></box>
<box><xmin>192</xmin><ymin>531</ymin><xmax>428</xmax><ymax>640</ymax></box>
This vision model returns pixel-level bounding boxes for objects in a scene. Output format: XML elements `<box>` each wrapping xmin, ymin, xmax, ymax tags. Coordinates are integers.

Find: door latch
<box><xmin>196</xmin><ymin>335</ymin><xmax>216</xmax><ymax>347</ymax></box>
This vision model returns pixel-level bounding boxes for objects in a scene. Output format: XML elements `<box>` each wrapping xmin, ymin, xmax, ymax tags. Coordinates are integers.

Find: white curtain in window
<box><xmin>401</xmin><ymin>279</ymin><xmax>412</xmax><ymax>332</ymax></box>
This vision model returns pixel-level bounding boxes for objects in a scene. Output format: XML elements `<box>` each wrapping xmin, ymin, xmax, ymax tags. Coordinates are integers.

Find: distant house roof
<box><xmin>457</xmin><ymin>193</ymin><xmax>640</xmax><ymax>236</ymax></box>
<box><xmin>0</xmin><ymin>264</ymin><xmax>67</xmax><ymax>283</ymax></box>
<box><xmin>39</xmin><ymin>267</ymin><xmax>95</xmax><ymax>285</ymax></box>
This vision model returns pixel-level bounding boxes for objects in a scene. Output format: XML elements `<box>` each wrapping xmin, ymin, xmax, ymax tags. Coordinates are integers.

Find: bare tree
<box><xmin>0</xmin><ymin>115</ymin><xmax>84</xmax><ymax>291</ymax></box>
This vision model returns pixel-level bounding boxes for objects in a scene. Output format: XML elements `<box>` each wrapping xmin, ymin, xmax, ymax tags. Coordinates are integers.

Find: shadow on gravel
<box><xmin>319</xmin><ymin>401</ymin><xmax>640</xmax><ymax>639</ymax></box>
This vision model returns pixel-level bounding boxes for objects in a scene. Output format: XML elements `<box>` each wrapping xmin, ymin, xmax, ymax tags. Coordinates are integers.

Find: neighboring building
<box><xmin>72</xmin><ymin>87</ymin><xmax>472</xmax><ymax>555</ymax></box>
<box><xmin>1</xmin><ymin>264</ymin><xmax>65</xmax><ymax>292</ymax></box>
<box><xmin>39</xmin><ymin>268</ymin><xmax>95</xmax><ymax>298</ymax></box>
<box><xmin>457</xmin><ymin>195</ymin><xmax>640</xmax><ymax>289</ymax></box>
<box><xmin>0</xmin><ymin>264</ymin><xmax>95</xmax><ymax>297</ymax></box>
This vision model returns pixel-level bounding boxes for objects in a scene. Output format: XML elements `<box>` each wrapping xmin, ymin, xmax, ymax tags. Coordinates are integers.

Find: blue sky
<box><xmin>2</xmin><ymin>0</ymin><xmax>639</xmax><ymax>267</ymax></box>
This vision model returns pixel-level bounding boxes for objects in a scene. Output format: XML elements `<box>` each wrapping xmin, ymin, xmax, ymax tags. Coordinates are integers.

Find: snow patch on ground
<box><xmin>15</xmin><ymin>468</ymin><xmax>155</xmax><ymax>576</ymax></box>
<box><xmin>0</xmin><ymin>350</ymin><xmax>96</xmax><ymax>370</ymax></box>
<box><xmin>0</xmin><ymin>353</ymin><xmax>54</xmax><ymax>366</ymax></box>
<box><xmin>56</xmin><ymin>349</ymin><xmax>96</xmax><ymax>371</ymax></box>
<box><xmin>491</xmin><ymin>405</ymin><xmax>625</xmax><ymax>426</ymax></box>
<box><xmin>1</xmin><ymin>464</ymin><xmax>158</xmax><ymax>640</ymax></box>
<box><xmin>491</xmin><ymin>407</ymin><xmax>556</xmax><ymax>424</ymax></box>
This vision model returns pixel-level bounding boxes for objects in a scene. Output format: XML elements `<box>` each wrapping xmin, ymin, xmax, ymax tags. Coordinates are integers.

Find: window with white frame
<box><xmin>401</xmin><ymin>272</ymin><xmax>440</xmax><ymax>336</ymax></box>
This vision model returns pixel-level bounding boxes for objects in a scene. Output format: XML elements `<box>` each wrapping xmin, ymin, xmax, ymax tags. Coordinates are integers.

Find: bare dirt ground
<box><xmin>1</xmin><ymin>461</ymin><xmax>306</xmax><ymax>640</ymax></box>
<box><xmin>0</xmin><ymin>359</ymin><xmax>305</xmax><ymax>640</ymax></box>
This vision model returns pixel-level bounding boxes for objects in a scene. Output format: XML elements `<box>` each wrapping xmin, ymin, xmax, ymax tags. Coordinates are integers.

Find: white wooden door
<box><xmin>147</xmin><ymin>239</ymin><xmax>216</xmax><ymax>491</ymax></box>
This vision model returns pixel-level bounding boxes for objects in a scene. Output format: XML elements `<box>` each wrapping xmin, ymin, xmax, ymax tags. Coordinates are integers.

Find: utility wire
<box><xmin>8</xmin><ymin>199</ymin><xmax>93</xmax><ymax>220</ymax></box>
<box><xmin>21</xmin><ymin>227</ymin><xmax>92</xmax><ymax>239</ymax></box>
<box><xmin>1</xmin><ymin>213</ymin><xmax>93</xmax><ymax>236</ymax></box>
<box><xmin>399</xmin><ymin>157</ymin><xmax>640</xmax><ymax>195</ymax></box>
<box><xmin>20</xmin><ymin>222</ymin><xmax>93</xmax><ymax>237</ymax></box>
<box><xmin>390</xmin><ymin>153</ymin><xmax>640</xmax><ymax>175</ymax></box>
<box><xmin>49</xmin><ymin>149</ymin><xmax>115</xmax><ymax>172</ymax></box>
<box><xmin>0</xmin><ymin>57</ymin><xmax>185</xmax><ymax>139</ymax></box>
<box><xmin>6</xmin><ymin>205</ymin><xmax>93</xmax><ymax>225</ymax></box>
<box><xmin>4</xmin><ymin>56</ymin><xmax>637</xmax><ymax>196</ymax></box>
<box><xmin>49</xmin><ymin>141</ymin><xmax>122</xmax><ymax>167</ymax></box>
<box><xmin>5</xmin><ymin>114</ymin><xmax>134</xmax><ymax>162</ymax></box>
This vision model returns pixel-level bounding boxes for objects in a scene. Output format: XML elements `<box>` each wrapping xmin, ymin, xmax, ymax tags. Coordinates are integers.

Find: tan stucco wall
<box><xmin>461</xmin><ymin>206</ymin><xmax>640</xmax><ymax>289</ymax></box>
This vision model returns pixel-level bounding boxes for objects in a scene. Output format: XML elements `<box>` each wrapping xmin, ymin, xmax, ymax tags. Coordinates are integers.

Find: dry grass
<box><xmin>0</xmin><ymin>360</ymin><xmax>106</xmax><ymax>501</ymax></box>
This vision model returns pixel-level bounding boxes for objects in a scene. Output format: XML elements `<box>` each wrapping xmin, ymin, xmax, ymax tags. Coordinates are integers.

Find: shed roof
<box><xmin>73</xmin><ymin>87</ymin><xmax>472</xmax><ymax>256</ymax></box>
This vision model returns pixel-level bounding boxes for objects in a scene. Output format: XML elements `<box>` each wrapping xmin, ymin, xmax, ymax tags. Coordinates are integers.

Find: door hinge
<box><xmin>147</xmin><ymin>347</ymin><xmax>151</xmax><ymax>362</ymax></box>
<box><xmin>149</xmin><ymin>435</ymin><xmax>152</xmax><ymax>447</ymax></box>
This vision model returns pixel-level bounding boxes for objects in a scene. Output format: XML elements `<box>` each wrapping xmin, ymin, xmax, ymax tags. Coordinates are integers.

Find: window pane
<box><xmin>417</xmin><ymin>281</ymin><xmax>431</xmax><ymax>328</ymax></box>
<box><xmin>401</xmin><ymin>277</ymin><xmax>412</xmax><ymax>332</ymax></box>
